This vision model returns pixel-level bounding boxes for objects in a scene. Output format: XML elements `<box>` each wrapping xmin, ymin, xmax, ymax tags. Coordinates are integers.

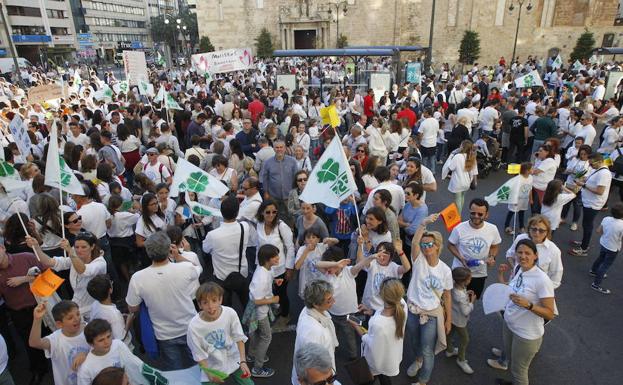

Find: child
<box><xmin>77</xmin><ymin>319</ymin><xmax>166</xmax><ymax>385</ymax></box>
<box><xmin>86</xmin><ymin>274</ymin><xmax>133</xmax><ymax>348</ymax></box>
<box><xmin>308</xmin><ymin>119</ymin><xmax>320</xmax><ymax>160</ymax></box>
<box><xmin>294</xmin><ymin>229</ymin><xmax>339</xmax><ymax>299</ymax></box>
<box><xmin>186</xmin><ymin>283</ymin><xmax>253</xmax><ymax>384</ymax></box>
<box><xmin>29</xmin><ymin>301</ymin><xmax>90</xmax><ymax>385</ymax></box>
<box><xmin>324</xmin><ymin>197</ymin><xmax>358</xmax><ymax>256</ymax></box>
<box><xmin>107</xmin><ymin>195</ymin><xmax>139</xmax><ymax>284</ymax></box>
<box><xmin>243</xmin><ymin>244</ymin><xmax>281</xmax><ymax>378</ymax></box>
<box><xmin>591</xmin><ymin>202</ymin><xmax>623</xmax><ymax>294</ymax></box>
<box><xmin>504</xmin><ymin>162</ymin><xmax>533</xmax><ymax>235</ymax></box>
<box><xmin>446</xmin><ymin>267</ymin><xmax>476</xmax><ymax>374</ymax></box>
<box><xmin>541</xmin><ymin>179</ymin><xmax>576</xmax><ymax>232</ymax></box>
<box><xmin>358</xmin><ymin>241</ymin><xmax>411</xmax><ymax>312</ymax></box>
<box><xmin>316</xmin><ymin>246</ymin><xmax>370</xmax><ymax>361</ymax></box>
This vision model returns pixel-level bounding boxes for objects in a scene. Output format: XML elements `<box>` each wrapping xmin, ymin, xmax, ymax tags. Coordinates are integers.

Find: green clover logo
<box><xmin>0</xmin><ymin>161</ymin><xmax>15</xmax><ymax>177</ymax></box>
<box><xmin>141</xmin><ymin>363</ymin><xmax>169</xmax><ymax>385</ymax></box>
<box><xmin>497</xmin><ymin>185</ymin><xmax>510</xmax><ymax>201</ymax></box>
<box><xmin>186</xmin><ymin>171</ymin><xmax>209</xmax><ymax>192</ymax></box>
<box><xmin>192</xmin><ymin>205</ymin><xmax>213</xmax><ymax>216</ymax></box>
<box><xmin>59</xmin><ymin>157</ymin><xmax>73</xmax><ymax>187</ymax></box>
<box><xmin>524</xmin><ymin>75</ymin><xmax>534</xmax><ymax>87</ymax></box>
<box><xmin>120</xmin><ymin>82</ymin><xmax>128</xmax><ymax>93</ymax></box>
<box><xmin>316</xmin><ymin>158</ymin><xmax>340</xmax><ymax>184</ymax></box>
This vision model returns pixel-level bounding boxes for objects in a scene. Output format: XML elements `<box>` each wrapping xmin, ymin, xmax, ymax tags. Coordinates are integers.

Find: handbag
<box><xmin>343</xmin><ymin>356</ymin><xmax>374</xmax><ymax>385</ymax></box>
<box><xmin>469</xmin><ymin>178</ymin><xmax>477</xmax><ymax>190</ymax></box>
<box><xmin>223</xmin><ymin>223</ymin><xmax>247</xmax><ymax>291</ymax></box>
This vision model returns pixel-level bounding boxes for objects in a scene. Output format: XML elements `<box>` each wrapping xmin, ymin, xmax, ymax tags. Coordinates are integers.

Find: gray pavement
<box><xmin>7</xmin><ymin>168</ymin><xmax>623</xmax><ymax>385</ymax></box>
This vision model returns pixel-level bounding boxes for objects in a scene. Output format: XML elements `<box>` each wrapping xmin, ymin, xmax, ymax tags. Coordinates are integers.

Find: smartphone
<box><xmin>347</xmin><ymin>313</ymin><xmax>364</xmax><ymax>325</ymax></box>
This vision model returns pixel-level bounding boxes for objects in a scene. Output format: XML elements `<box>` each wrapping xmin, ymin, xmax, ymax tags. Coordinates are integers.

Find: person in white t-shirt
<box><xmin>135</xmin><ymin>193</ymin><xmax>166</xmax><ymax>248</ymax></box>
<box><xmin>448</xmin><ymin>198</ymin><xmax>501</xmax><ymax>298</ymax></box>
<box><xmin>531</xmin><ymin>144</ymin><xmax>558</xmax><ymax>213</ymax></box>
<box><xmin>488</xmin><ymin>239</ymin><xmax>555</xmax><ymax>385</ymax></box>
<box><xmin>29</xmin><ymin>301</ymin><xmax>90</xmax><ymax>385</ymax></box>
<box><xmin>590</xmin><ymin>203</ymin><xmax>623</xmax><ymax>294</ymax></box>
<box><xmin>445</xmin><ymin>140</ymin><xmax>478</xmax><ymax>213</ymax></box>
<box><xmin>87</xmin><ymin>275</ymin><xmax>133</xmax><ymax>348</ymax></box>
<box><xmin>294</xmin><ymin>230</ymin><xmax>339</xmax><ymax>299</ymax></box>
<box><xmin>405</xmin><ymin>213</ymin><xmax>452</xmax><ymax>384</ymax></box>
<box><xmin>418</xmin><ymin>108</ymin><xmax>441</xmax><ymax>173</ymax></box>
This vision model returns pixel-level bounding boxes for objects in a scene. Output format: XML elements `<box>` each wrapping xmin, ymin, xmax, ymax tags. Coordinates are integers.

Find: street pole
<box><xmin>426</xmin><ymin>0</ymin><xmax>436</xmax><ymax>72</ymax></box>
<box><xmin>0</xmin><ymin>2</ymin><xmax>22</xmax><ymax>86</ymax></box>
<box><xmin>511</xmin><ymin>1</ymin><xmax>523</xmax><ymax>63</ymax></box>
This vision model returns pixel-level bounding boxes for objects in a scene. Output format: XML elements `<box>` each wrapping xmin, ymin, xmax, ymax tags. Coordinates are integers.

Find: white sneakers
<box><xmin>456</xmin><ymin>359</ymin><xmax>474</xmax><ymax>374</ymax></box>
<box><xmin>445</xmin><ymin>347</ymin><xmax>458</xmax><ymax>358</ymax></box>
<box><xmin>407</xmin><ymin>360</ymin><xmax>422</xmax><ymax>377</ymax></box>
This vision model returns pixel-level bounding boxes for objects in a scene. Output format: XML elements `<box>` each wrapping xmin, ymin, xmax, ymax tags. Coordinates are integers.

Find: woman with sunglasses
<box><xmin>405</xmin><ymin>213</ymin><xmax>452</xmax><ymax>385</ymax></box>
<box><xmin>489</xmin><ymin>239</ymin><xmax>556</xmax><ymax>385</ymax></box>
<box><xmin>256</xmin><ymin>199</ymin><xmax>295</xmax><ymax>328</ymax></box>
<box><xmin>352</xmin><ymin>144</ymin><xmax>369</xmax><ymax>170</ymax></box>
<box><xmin>401</xmin><ymin>157</ymin><xmax>437</xmax><ymax>202</ymax></box>
<box><xmin>63</xmin><ymin>211</ymin><xmax>84</xmax><ymax>247</ymax></box>
<box><xmin>25</xmin><ymin>232</ymin><xmax>107</xmax><ymax>321</ymax></box>
<box><xmin>288</xmin><ymin>170</ymin><xmax>309</xmax><ymax>219</ymax></box>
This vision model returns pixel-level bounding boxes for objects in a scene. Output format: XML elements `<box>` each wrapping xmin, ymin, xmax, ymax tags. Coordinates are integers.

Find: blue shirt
<box><xmin>325</xmin><ymin>203</ymin><xmax>357</xmax><ymax>240</ymax></box>
<box><xmin>260</xmin><ymin>155</ymin><xmax>298</xmax><ymax>200</ymax></box>
<box><xmin>401</xmin><ymin>202</ymin><xmax>428</xmax><ymax>245</ymax></box>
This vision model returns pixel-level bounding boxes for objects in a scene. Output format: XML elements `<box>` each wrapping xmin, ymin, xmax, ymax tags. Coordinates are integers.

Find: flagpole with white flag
<box><xmin>485</xmin><ymin>175</ymin><xmax>521</xmax><ymax>207</ymax></box>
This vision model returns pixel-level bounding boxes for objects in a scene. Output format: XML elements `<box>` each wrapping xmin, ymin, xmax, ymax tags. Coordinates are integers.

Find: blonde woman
<box><xmin>447</xmin><ymin>140</ymin><xmax>478</xmax><ymax>213</ymax></box>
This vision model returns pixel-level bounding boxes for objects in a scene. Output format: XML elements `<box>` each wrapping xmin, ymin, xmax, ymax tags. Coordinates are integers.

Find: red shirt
<box><xmin>0</xmin><ymin>252</ymin><xmax>46</xmax><ymax>311</ymax></box>
<box><xmin>397</xmin><ymin>108</ymin><xmax>417</xmax><ymax>129</ymax></box>
<box><xmin>248</xmin><ymin>99</ymin><xmax>265</xmax><ymax>124</ymax></box>
<box><xmin>363</xmin><ymin>95</ymin><xmax>375</xmax><ymax>118</ymax></box>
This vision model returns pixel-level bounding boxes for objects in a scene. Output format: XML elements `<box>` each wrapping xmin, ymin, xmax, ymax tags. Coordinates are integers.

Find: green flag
<box><xmin>188</xmin><ymin>201</ymin><xmax>222</xmax><ymax>218</ymax></box>
<box><xmin>165</xmin><ymin>93</ymin><xmax>182</xmax><ymax>110</ymax></box>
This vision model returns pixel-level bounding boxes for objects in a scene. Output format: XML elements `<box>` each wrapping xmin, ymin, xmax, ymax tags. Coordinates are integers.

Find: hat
<box><xmin>146</xmin><ymin>147</ymin><xmax>158</xmax><ymax>154</ymax></box>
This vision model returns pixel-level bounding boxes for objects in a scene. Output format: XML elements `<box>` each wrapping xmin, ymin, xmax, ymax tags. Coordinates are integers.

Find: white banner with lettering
<box><xmin>123</xmin><ymin>51</ymin><xmax>148</xmax><ymax>86</ymax></box>
<box><xmin>191</xmin><ymin>48</ymin><xmax>254</xmax><ymax>75</ymax></box>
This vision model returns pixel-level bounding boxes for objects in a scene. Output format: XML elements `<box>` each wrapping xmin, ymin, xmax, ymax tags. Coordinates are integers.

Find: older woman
<box><xmin>287</xmin><ymin>170</ymin><xmax>309</xmax><ymax>219</ymax></box>
<box><xmin>293</xmin><ymin>145</ymin><xmax>312</xmax><ymax>172</ymax></box>
<box><xmin>26</xmin><ymin>232</ymin><xmax>107</xmax><ymax>320</ymax></box>
<box><xmin>291</xmin><ymin>280</ymin><xmax>339</xmax><ymax>385</ymax></box>
<box><xmin>489</xmin><ymin>239</ymin><xmax>556</xmax><ymax>385</ymax></box>
<box><xmin>405</xmin><ymin>213</ymin><xmax>452</xmax><ymax>385</ymax></box>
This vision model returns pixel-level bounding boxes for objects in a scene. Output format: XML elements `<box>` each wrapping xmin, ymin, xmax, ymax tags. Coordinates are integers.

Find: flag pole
<box><xmin>16</xmin><ymin>213</ymin><xmax>40</xmax><ymax>261</ymax></box>
<box><xmin>58</xmin><ymin>168</ymin><xmax>67</xmax><ymax>259</ymax></box>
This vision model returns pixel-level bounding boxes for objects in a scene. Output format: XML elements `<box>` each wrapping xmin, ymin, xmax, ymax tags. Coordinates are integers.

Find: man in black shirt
<box><xmin>508</xmin><ymin>105</ymin><xmax>529</xmax><ymax>163</ymax></box>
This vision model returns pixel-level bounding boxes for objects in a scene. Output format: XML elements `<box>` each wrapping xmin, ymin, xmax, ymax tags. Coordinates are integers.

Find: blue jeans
<box><xmin>157</xmin><ymin>334</ymin><xmax>195</xmax><ymax>370</ymax></box>
<box><xmin>591</xmin><ymin>246</ymin><xmax>618</xmax><ymax>285</ymax></box>
<box><xmin>581</xmin><ymin>207</ymin><xmax>600</xmax><ymax>250</ymax></box>
<box><xmin>421</xmin><ymin>146</ymin><xmax>436</xmax><ymax>174</ymax></box>
<box><xmin>407</xmin><ymin>312</ymin><xmax>437</xmax><ymax>383</ymax></box>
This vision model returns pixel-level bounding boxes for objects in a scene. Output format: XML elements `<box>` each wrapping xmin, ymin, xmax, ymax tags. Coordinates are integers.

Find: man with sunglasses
<box><xmin>293</xmin><ymin>342</ymin><xmax>340</xmax><ymax>385</ymax></box>
<box><xmin>448</xmin><ymin>198</ymin><xmax>501</xmax><ymax>298</ymax></box>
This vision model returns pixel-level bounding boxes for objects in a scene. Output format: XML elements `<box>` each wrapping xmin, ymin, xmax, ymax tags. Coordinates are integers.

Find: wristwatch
<box><xmin>527</xmin><ymin>302</ymin><xmax>534</xmax><ymax>310</ymax></box>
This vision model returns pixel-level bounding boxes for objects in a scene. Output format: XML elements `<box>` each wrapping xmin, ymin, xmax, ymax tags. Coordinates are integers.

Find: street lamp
<box><xmin>327</xmin><ymin>1</ymin><xmax>348</xmax><ymax>48</ymax></box>
<box><xmin>509</xmin><ymin>0</ymin><xmax>533</xmax><ymax>63</ymax></box>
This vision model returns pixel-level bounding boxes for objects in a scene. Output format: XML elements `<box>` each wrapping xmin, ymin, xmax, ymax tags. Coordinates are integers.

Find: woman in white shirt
<box><xmin>294</xmin><ymin>123</ymin><xmax>311</xmax><ymax>155</ymax></box>
<box><xmin>447</xmin><ymin>140</ymin><xmax>478</xmax><ymax>213</ymax></box>
<box><xmin>492</xmin><ymin>238</ymin><xmax>556</xmax><ymax>385</ymax></box>
<box><xmin>155</xmin><ymin>183</ymin><xmax>177</xmax><ymax>225</ymax></box>
<box><xmin>107</xmin><ymin>195</ymin><xmax>139</xmax><ymax>283</ymax></box>
<box><xmin>116</xmin><ymin>124</ymin><xmax>141</xmax><ymax>176</ymax></box>
<box><xmin>359</xmin><ymin>207</ymin><xmax>393</xmax><ymax>255</ymax></box>
<box><xmin>135</xmin><ymin>193</ymin><xmax>166</xmax><ymax>248</ymax></box>
<box><xmin>293</xmin><ymin>145</ymin><xmax>312</xmax><ymax>172</ymax></box>
<box><xmin>561</xmin><ymin>145</ymin><xmax>591</xmax><ymax>230</ymax></box>
<box><xmin>208</xmin><ymin>155</ymin><xmax>238</xmax><ymax>192</ymax></box>
<box><xmin>531</xmin><ymin>144</ymin><xmax>557</xmax><ymax>213</ymax></box>
<box><xmin>26</xmin><ymin>232</ymin><xmax>107</xmax><ymax>320</ymax></box>
<box><xmin>541</xmin><ymin>180</ymin><xmax>576</xmax><ymax>232</ymax></box>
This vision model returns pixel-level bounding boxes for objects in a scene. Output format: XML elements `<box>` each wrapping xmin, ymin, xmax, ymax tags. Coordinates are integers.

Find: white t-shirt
<box><xmin>249</xmin><ymin>266</ymin><xmax>275</xmax><ymax>319</ymax></box>
<box><xmin>419</xmin><ymin>117</ymin><xmax>439</xmax><ymax>148</ymax></box>
<box><xmin>575</xmin><ymin>124</ymin><xmax>596</xmax><ymax>146</ymax></box>
<box><xmin>44</xmin><ymin>330</ymin><xmax>90</xmax><ymax>385</ymax></box>
<box><xmin>292</xmin><ymin>309</ymin><xmax>338</xmax><ymax>385</ymax></box>
<box><xmin>600</xmin><ymin>216</ymin><xmax>623</xmax><ymax>252</ymax></box>
<box><xmin>90</xmin><ymin>301</ymin><xmax>132</xmax><ymax>347</ymax></box>
<box><xmin>364</xmin><ymin>181</ymin><xmax>406</xmax><ymax>213</ymax></box>
<box><xmin>532</xmin><ymin>158</ymin><xmax>557</xmax><ymax>190</ymax></box>
<box><xmin>449</xmin><ymin>221</ymin><xmax>502</xmax><ymax>278</ymax></box>
<box><xmin>407</xmin><ymin>254</ymin><xmax>453</xmax><ymax>311</ymax></box>
<box><xmin>186</xmin><ymin>307</ymin><xmax>247</xmax><ymax>381</ymax></box>
<box><xmin>108</xmin><ymin>212</ymin><xmax>139</xmax><ymax>238</ymax></box>
<box><xmin>135</xmin><ymin>214</ymin><xmax>166</xmax><ymax>238</ymax></box>
<box><xmin>505</xmin><ymin>233</ymin><xmax>563</xmax><ymax>289</ymax></box>
<box><xmin>53</xmin><ymin>256</ymin><xmax>107</xmax><ymax>317</ymax></box>
<box><xmin>582</xmin><ymin>167</ymin><xmax>612</xmax><ymax>210</ymax></box>
<box><xmin>362</xmin><ymin>260</ymin><xmax>402</xmax><ymax>311</ymax></box>
<box><xmin>77</xmin><ymin>339</ymin><xmax>143</xmax><ymax>385</ymax></box>
<box><xmin>504</xmin><ymin>266</ymin><xmax>555</xmax><ymax>340</ymax></box>
<box><xmin>509</xmin><ymin>175</ymin><xmax>533</xmax><ymax>212</ymax></box>
<box><xmin>542</xmin><ymin>192</ymin><xmax>576</xmax><ymax>230</ymax></box>
<box><xmin>295</xmin><ymin>243</ymin><xmax>327</xmax><ymax>299</ymax></box>
<box><xmin>419</xmin><ymin>165</ymin><xmax>436</xmax><ymax>203</ymax></box>
<box><xmin>143</xmin><ymin>162</ymin><xmax>172</xmax><ymax>184</ymax></box>
<box><xmin>361</xmin><ymin>301</ymin><xmax>407</xmax><ymax>376</ymax></box>
<box><xmin>325</xmin><ymin>266</ymin><xmax>358</xmax><ymax>316</ymax></box>
<box><xmin>448</xmin><ymin>153</ymin><xmax>478</xmax><ymax>193</ymax></box>
<box><xmin>256</xmin><ymin>221</ymin><xmax>295</xmax><ymax>276</ymax></box>
<box><xmin>67</xmin><ymin>133</ymin><xmax>90</xmax><ymax>148</ymax></box>
<box><xmin>77</xmin><ymin>202</ymin><xmax>111</xmax><ymax>238</ymax></box>
<box><xmin>126</xmin><ymin>262</ymin><xmax>199</xmax><ymax>340</ymax></box>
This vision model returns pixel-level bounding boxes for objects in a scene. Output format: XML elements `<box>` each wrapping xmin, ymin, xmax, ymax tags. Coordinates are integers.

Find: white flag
<box><xmin>188</xmin><ymin>201</ymin><xmax>222</xmax><ymax>218</ymax></box>
<box><xmin>552</xmin><ymin>54</ymin><xmax>563</xmax><ymax>69</ymax></box>
<box><xmin>514</xmin><ymin>70</ymin><xmax>543</xmax><ymax>88</ymax></box>
<box><xmin>169</xmin><ymin>157</ymin><xmax>229</xmax><ymax>198</ymax></box>
<box><xmin>44</xmin><ymin>125</ymin><xmax>85</xmax><ymax>195</ymax></box>
<box><xmin>93</xmin><ymin>85</ymin><xmax>113</xmax><ymax>101</ymax></box>
<box><xmin>165</xmin><ymin>93</ymin><xmax>183</xmax><ymax>110</ymax></box>
<box><xmin>300</xmin><ymin>135</ymin><xmax>357</xmax><ymax>208</ymax></box>
<box><xmin>0</xmin><ymin>160</ymin><xmax>30</xmax><ymax>192</ymax></box>
<box><xmin>153</xmin><ymin>86</ymin><xmax>166</xmax><ymax>103</ymax></box>
<box><xmin>138</xmin><ymin>79</ymin><xmax>154</xmax><ymax>96</ymax></box>
<box><xmin>485</xmin><ymin>176</ymin><xmax>521</xmax><ymax>207</ymax></box>
<box><xmin>112</xmin><ymin>81</ymin><xmax>129</xmax><ymax>95</ymax></box>
<box><xmin>572</xmin><ymin>60</ymin><xmax>583</xmax><ymax>71</ymax></box>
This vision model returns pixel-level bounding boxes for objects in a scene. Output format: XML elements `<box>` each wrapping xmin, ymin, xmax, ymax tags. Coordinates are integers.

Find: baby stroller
<box><xmin>475</xmin><ymin>136</ymin><xmax>502</xmax><ymax>178</ymax></box>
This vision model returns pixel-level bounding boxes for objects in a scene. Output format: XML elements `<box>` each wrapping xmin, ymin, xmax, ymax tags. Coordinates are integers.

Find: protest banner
<box><xmin>276</xmin><ymin>74</ymin><xmax>297</xmax><ymax>97</ymax></box>
<box><xmin>123</xmin><ymin>51</ymin><xmax>149</xmax><ymax>86</ymax></box>
<box><xmin>8</xmin><ymin>114</ymin><xmax>31</xmax><ymax>158</ymax></box>
<box><xmin>191</xmin><ymin>48</ymin><xmax>254</xmax><ymax>75</ymax></box>
<box><xmin>406</xmin><ymin>62</ymin><xmax>422</xmax><ymax>85</ymax></box>
<box><xmin>27</xmin><ymin>83</ymin><xmax>64</xmax><ymax>104</ymax></box>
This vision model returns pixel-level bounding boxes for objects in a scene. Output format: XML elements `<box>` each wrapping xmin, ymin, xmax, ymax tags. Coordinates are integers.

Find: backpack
<box><xmin>612</xmin><ymin>148</ymin><xmax>623</xmax><ymax>177</ymax></box>
<box><xmin>143</xmin><ymin>162</ymin><xmax>166</xmax><ymax>183</ymax></box>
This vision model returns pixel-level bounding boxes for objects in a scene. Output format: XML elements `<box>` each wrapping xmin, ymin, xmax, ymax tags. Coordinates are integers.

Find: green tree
<box><xmin>199</xmin><ymin>36</ymin><xmax>215</xmax><ymax>53</ymax></box>
<box><xmin>458</xmin><ymin>30</ymin><xmax>481</xmax><ymax>65</ymax></box>
<box><xmin>571</xmin><ymin>30</ymin><xmax>595</xmax><ymax>61</ymax></box>
<box><xmin>255</xmin><ymin>28</ymin><xmax>274</xmax><ymax>58</ymax></box>
<box><xmin>337</xmin><ymin>34</ymin><xmax>348</xmax><ymax>48</ymax></box>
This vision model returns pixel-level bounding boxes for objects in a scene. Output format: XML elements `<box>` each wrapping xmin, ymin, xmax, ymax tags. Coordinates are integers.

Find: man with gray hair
<box><xmin>294</xmin><ymin>343</ymin><xmax>341</xmax><ymax>385</ymax></box>
<box><xmin>126</xmin><ymin>231</ymin><xmax>199</xmax><ymax>370</ymax></box>
<box><xmin>260</xmin><ymin>139</ymin><xmax>298</xmax><ymax>224</ymax></box>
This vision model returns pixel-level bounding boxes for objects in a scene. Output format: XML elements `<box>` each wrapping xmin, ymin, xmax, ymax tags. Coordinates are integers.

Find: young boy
<box><xmin>294</xmin><ymin>229</ymin><xmax>339</xmax><ymax>299</ymax></box>
<box><xmin>87</xmin><ymin>274</ymin><xmax>133</xmax><ymax>348</ymax></box>
<box><xmin>186</xmin><ymin>282</ymin><xmax>253</xmax><ymax>384</ymax></box>
<box><xmin>591</xmin><ymin>202</ymin><xmax>623</xmax><ymax>294</ymax></box>
<box><xmin>77</xmin><ymin>319</ymin><xmax>166</xmax><ymax>385</ymax></box>
<box><xmin>28</xmin><ymin>300</ymin><xmax>90</xmax><ymax>385</ymax></box>
<box><xmin>244</xmin><ymin>244</ymin><xmax>280</xmax><ymax>378</ymax></box>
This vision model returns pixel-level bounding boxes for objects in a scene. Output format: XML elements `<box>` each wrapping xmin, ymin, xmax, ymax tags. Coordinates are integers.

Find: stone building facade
<box><xmin>197</xmin><ymin>0</ymin><xmax>622</xmax><ymax>65</ymax></box>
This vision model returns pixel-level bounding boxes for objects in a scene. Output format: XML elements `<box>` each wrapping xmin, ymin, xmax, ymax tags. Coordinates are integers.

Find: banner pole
<box><xmin>16</xmin><ymin>212</ymin><xmax>40</xmax><ymax>261</ymax></box>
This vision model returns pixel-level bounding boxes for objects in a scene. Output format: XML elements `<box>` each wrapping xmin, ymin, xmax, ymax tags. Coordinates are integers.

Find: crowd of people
<box><xmin>0</xmin><ymin>53</ymin><xmax>621</xmax><ymax>385</ymax></box>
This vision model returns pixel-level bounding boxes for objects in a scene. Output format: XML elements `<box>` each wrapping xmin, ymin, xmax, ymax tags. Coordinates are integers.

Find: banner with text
<box><xmin>123</xmin><ymin>51</ymin><xmax>148</xmax><ymax>86</ymax></box>
<box><xmin>28</xmin><ymin>83</ymin><xmax>64</xmax><ymax>104</ymax></box>
<box><xmin>191</xmin><ymin>48</ymin><xmax>254</xmax><ymax>75</ymax></box>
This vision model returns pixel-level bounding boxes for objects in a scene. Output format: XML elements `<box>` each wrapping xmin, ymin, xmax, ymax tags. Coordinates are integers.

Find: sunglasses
<box><xmin>69</xmin><ymin>216</ymin><xmax>82</xmax><ymax>224</ymax></box>
<box><xmin>264</xmin><ymin>210</ymin><xmax>278</xmax><ymax>215</ymax></box>
<box><xmin>357</xmin><ymin>149</ymin><xmax>365</xmax><ymax>153</ymax></box>
<box><xmin>297</xmin><ymin>178</ymin><xmax>308</xmax><ymax>182</ymax></box>
<box><xmin>529</xmin><ymin>227</ymin><xmax>547</xmax><ymax>234</ymax></box>
<box><xmin>420</xmin><ymin>241</ymin><xmax>435</xmax><ymax>249</ymax></box>
<box><xmin>309</xmin><ymin>374</ymin><xmax>337</xmax><ymax>385</ymax></box>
